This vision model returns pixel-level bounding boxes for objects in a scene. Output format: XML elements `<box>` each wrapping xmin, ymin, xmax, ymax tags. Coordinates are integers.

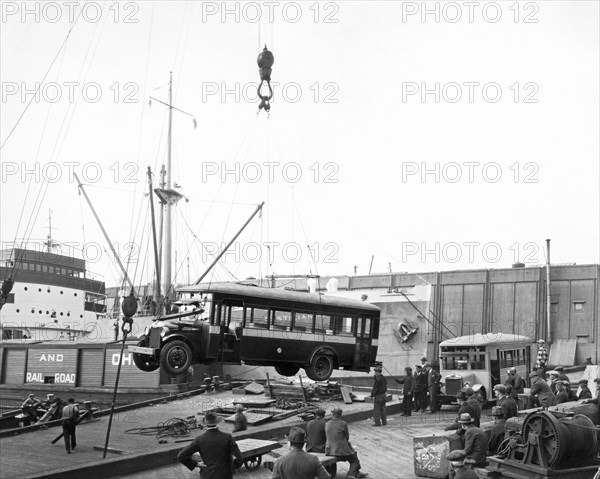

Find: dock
<box><xmin>0</xmin><ymin>387</ymin><xmax>481</xmax><ymax>479</ymax></box>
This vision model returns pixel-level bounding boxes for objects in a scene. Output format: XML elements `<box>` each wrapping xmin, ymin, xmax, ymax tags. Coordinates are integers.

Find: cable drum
<box><xmin>522</xmin><ymin>411</ymin><xmax>599</xmax><ymax>467</ymax></box>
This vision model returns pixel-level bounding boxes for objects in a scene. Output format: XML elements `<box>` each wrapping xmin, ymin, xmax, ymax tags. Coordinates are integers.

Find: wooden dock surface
<box><xmin>0</xmin><ymin>388</ymin><xmax>474</xmax><ymax>479</ymax></box>
<box><xmin>114</xmin><ymin>411</ymin><xmax>471</xmax><ymax>479</ymax></box>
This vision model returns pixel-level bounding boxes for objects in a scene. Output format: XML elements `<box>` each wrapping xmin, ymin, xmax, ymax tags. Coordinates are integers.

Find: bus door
<box><xmin>215</xmin><ymin>302</ymin><xmax>241</xmax><ymax>363</ymax></box>
<box><xmin>353</xmin><ymin>316</ymin><xmax>372</xmax><ymax>370</ymax></box>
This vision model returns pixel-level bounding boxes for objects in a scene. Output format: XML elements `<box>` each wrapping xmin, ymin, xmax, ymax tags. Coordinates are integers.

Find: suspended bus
<box><xmin>437</xmin><ymin>333</ymin><xmax>532</xmax><ymax>405</ymax></box>
<box><xmin>129</xmin><ymin>283</ymin><xmax>381</xmax><ymax>381</ymax></box>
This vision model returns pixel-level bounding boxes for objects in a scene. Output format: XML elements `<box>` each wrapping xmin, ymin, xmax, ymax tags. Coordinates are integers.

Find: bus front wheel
<box><xmin>133</xmin><ymin>340</ymin><xmax>160</xmax><ymax>372</ymax></box>
<box><xmin>306</xmin><ymin>354</ymin><xmax>334</xmax><ymax>381</ymax></box>
<box><xmin>275</xmin><ymin>365</ymin><xmax>300</xmax><ymax>377</ymax></box>
<box><xmin>161</xmin><ymin>340</ymin><xmax>192</xmax><ymax>376</ymax></box>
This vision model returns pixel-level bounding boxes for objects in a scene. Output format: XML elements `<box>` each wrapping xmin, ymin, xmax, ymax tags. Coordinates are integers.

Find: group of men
<box><xmin>177</xmin><ymin>406</ymin><xmax>368</xmax><ymax>479</ymax></box>
<box><xmin>441</xmin><ymin>383</ymin><xmax>519</xmax><ymax>478</ymax></box>
<box><xmin>396</xmin><ymin>356</ymin><xmax>442</xmax><ymax>416</ymax></box>
<box><xmin>22</xmin><ymin>393</ymin><xmax>79</xmax><ymax>453</ymax></box>
<box><xmin>527</xmin><ymin>364</ymin><xmax>595</xmax><ymax>408</ymax></box>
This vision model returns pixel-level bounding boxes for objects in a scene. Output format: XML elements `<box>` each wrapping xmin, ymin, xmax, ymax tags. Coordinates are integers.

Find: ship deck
<box><xmin>0</xmin><ymin>388</ymin><xmax>479</xmax><ymax>479</ymax></box>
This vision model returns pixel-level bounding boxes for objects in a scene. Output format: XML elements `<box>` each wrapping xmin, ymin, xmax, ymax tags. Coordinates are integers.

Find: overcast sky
<box><xmin>1</xmin><ymin>1</ymin><xmax>598</xmax><ymax>289</ymax></box>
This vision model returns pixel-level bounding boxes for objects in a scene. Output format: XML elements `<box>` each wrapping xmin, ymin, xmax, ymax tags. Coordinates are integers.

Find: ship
<box><xmin>0</xmin><ymin>243</ymin><xmax>107</xmax><ymax>341</ymax></box>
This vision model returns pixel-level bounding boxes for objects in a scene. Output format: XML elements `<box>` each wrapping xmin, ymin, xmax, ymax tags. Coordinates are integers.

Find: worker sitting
<box><xmin>21</xmin><ymin>393</ymin><xmax>42</xmax><ymax>423</ymax></box>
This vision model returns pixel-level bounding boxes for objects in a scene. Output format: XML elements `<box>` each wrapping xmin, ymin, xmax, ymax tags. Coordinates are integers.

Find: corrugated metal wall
<box><xmin>103</xmin><ymin>346</ymin><xmax>160</xmax><ymax>388</ymax></box>
<box><xmin>2</xmin><ymin>348</ymin><xmax>26</xmax><ymax>384</ymax></box>
<box><xmin>25</xmin><ymin>348</ymin><xmax>77</xmax><ymax>385</ymax></box>
<box><xmin>77</xmin><ymin>348</ymin><xmax>105</xmax><ymax>387</ymax></box>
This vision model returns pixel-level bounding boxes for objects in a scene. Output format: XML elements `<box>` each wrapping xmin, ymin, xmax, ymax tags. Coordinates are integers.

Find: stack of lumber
<box><xmin>268</xmin><ymin>383</ymin><xmax>309</xmax><ymax>400</ymax></box>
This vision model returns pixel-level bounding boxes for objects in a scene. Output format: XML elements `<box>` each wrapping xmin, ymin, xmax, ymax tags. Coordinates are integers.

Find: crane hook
<box><xmin>257</xmin><ymin>45</ymin><xmax>274</xmax><ymax>114</ymax></box>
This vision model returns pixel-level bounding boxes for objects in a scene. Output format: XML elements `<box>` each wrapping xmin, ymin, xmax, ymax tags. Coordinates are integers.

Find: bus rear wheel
<box><xmin>306</xmin><ymin>354</ymin><xmax>334</xmax><ymax>381</ymax></box>
<box><xmin>161</xmin><ymin>340</ymin><xmax>192</xmax><ymax>376</ymax></box>
<box><xmin>275</xmin><ymin>365</ymin><xmax>300</xmax><ymax>377</ymax></box>
<box><xmin>133</xmin><ymin>340</ymin><xmax>160</xmax><ymax>372</ymax></box>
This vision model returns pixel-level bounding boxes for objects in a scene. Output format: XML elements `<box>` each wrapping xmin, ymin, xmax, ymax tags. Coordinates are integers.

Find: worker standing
<box><xmin>397</xmin><ymin>366</ymin><xmax>414</xmax><ymax>417</ymax></box>
<box><xmin>370</xmin><ymin>364</ymin><xmax>387</xmax><ymax>426</ymax></box>
<box><xmin>61</xmin><ymin>398</ymin><xmax>78</xmax><ymax>454</ymax></box>
<box><xmin>536</xmin><ymin>340</ymin><xmax>548</xmax><ymax>377</ymax></box>
<box><xmin>426</xmin><ymin>363</ymin><xmax>442</xmax><ymax>413</ymax></box>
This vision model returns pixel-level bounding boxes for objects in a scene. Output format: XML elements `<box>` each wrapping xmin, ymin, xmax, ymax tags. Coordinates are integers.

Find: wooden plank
<box><xmin>232</xmin><ymin>398</ymin><xmax>277</xmax><ymax>407</ymax></box>
<box><xmin>340</xmin><ymin>386</ymin><xmax>353</xmax><ymax>404</ymax></box>
<box><xmin>548</xmin><ymin>339</ymin><xmax>577</xmax><ymax>367</ymax></box>
<box><xmin>236</xmin><ymin>438</ymin><xmax>282</xmax><ymax>458</ymax></box>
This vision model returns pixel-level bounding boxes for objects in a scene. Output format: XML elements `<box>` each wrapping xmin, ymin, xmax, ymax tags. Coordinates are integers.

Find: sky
<box><xmin>1</xmin><ymin>1</ymin><xmax>599</xmax><ymax>290</ymax></box>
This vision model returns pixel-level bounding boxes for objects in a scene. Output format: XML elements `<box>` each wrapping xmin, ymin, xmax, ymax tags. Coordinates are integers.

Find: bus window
<box><xmin>294</xmin><ymin>312</ymin><xmax>314</xmax><ymax>332</ymax></box>
<box><xmin>470</xmin><ymin>353</ymin><xmax>486</xmax><ymax>370</ymax></box>
<box><xmin>335</xmin><ymin>316</ymin><xmax>355</xmax><ymax>336</ymax></box>
<box><xmin>442</xmin><ymin>355</ymin><xmax>469</xmax><ymax>370</ymax></box>
<box><xmin>362</xmin><ymin>317</ymin><xmax>372</xmax><ymax>338</ymax></box>
<box><xmin>315</xmin><ymin>314</ymin><xmax>332</xmax><ymax>333</ymax></box>
<box><xmin>250</xmin><ymin>307</ymin><xmax>269</xmax><ymax>328</ymax></box>
<box><xmin>272</xmin><ymin>310</ymin><xmax>292</xmax><ymax>330</ymax></box>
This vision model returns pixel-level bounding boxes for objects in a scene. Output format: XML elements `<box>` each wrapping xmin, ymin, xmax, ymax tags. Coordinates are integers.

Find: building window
<box><xmin>573</xmin><ymin>301</ymin><xmax>585</xmax><ymax>312</ymax></box>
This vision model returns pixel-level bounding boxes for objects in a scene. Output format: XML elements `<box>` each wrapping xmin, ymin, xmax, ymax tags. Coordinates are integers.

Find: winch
<box><xmin>487</xmin><ymin>409</ymin><xmax>600</xmax><ymax>478</ymax></box>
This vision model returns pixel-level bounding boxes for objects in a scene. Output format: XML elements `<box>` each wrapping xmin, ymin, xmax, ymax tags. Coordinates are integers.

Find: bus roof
<box><xmin>439</xmin><ymin>333</ymin><xmax>532</xmax><ymax>348</ymax></box>
<box><xmin>178</xmin><ymin>282</ymin><xmax>380</xmax><ymax>313</ymax></box>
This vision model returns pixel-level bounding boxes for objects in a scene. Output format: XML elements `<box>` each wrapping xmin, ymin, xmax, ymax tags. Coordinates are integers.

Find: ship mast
<box><xmin>150</xmin><ymin>73</ymin><xmax>189</xmax><ymax>311</ymax></box>
<box><xmin>165</xmin><ymin>72</ymin><xmax>174</xmax><ymax>302</ymax></box>
<box><xmin>44</xmin><ymin>209</ymin><xmax>59</xmax><ymax>253</ymax></box>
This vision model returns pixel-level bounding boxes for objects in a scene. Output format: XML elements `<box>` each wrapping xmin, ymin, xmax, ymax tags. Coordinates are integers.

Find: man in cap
<box><xmin>413</xmin><ymin>365</ymin><xmax>423</xmax><ymax>412</ymax></box>
<box><xmin>396</xmin><ymin>366</ymin><xmax>414</xmax><ymax>416</ymax></box>
<box><xmin>578</xmin><ymin>379</ymin><xmax>593</xmax><ymax>400</ymax></box>
<box><xmin>488</xmin><ymin>406</ymin><xmax>507</xmax><ymax>455</ymax></box>
<box><xmin>547</xmin><ymin>371</ymin><xmax>560</xmax><ymax>395</ymax></box>
<box><xmin>446</xmin><ymin>449</ymin><xmax>478</xmax><ymax>479</ymax></box>
<box><xmin>458</xmin><ymin>413</ymin><xmax>488</xmax><ymax>468</ymax></box>
<box><xmin>61</xmin><ymin>398</ymin><xmax>79</xmax><ymax>454</ymax></box>
<box><xmin>272</xmin><ymin>427</ymin><xmax>330</xmax><ymax>479</ymax></box>
<box><xmin>421</xmin><ymin>356</ymin><xmax>428</xmax><ymax>366</ymax></box>
<box><xmin>583</xmin><ymin>378</ymin><xmax>600</xmax><ymax>405</ymax></box>
<box><xmin>494</xmin><ymin>385</ymin><xmax>518</xmax><ymax>420</ymax></box>
<box><xmin>306</xmin><ymin>409</ymin><xmax>327</xmax><ymax>453</ymax></box>
<box><xmin>536</xmin><ymin>340</ymin><xmax>548</xmax><ymax>377</ymax></box>
<box><xmin>527</xmin><ymin>370</ymin><xmax>557</xmax><ymax>409</ymax></box>
<box><xmin>325</xmin><ymin>407</ymin><xmax>368</xmax><ymax>478</ymax></box>
<box><xmin>370</xmin><ymin>364</ymin><xmax>387</xmax><ymax>426</ymax></box>
<box><xmin>232</xmin><ymin>403</ymin><xmax>247</xmax><ymax>433</ymax></box>
<box><xmin>414</xmin><ymin>363</ymin><xmax>429</xmax><ymax>413</ymax></box>
<box><xmin>178</xmin><ymin>411</ymin><xmax>242</xmax><ymax>479</ymax></box>
<box><xmin>21</xmin><ymin>393</ymin><xmax>41</xmax><ymax>423</ymax></box>
<box><xmin>426</xmin><ymin>363</ymin><xmax>442</xmax><ymax>414</ymax></box>
<box><xmin>555</xmin><ymin>380</ymin><xmax>569</xmax><ymax>404</ymax></box>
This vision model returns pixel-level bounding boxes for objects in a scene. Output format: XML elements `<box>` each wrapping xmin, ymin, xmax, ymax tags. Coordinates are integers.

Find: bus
<box><xmin>437</xmin><ymin>333</ymin><xmax>532</xmax><ymax>405</ymax></box>
<box><xmin>129</xmin><ymin>283</ymin><xmax>381</xmax><ymax>381</ymax></box>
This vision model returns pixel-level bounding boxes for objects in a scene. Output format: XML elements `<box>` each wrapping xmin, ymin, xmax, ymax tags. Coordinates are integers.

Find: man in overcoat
<box><xmin>178</xmin><ymin>411</ymin><xmax>242</xmax><ymax>479</ymax></box>
<box><xmin>325</xmin><ymin>407</ymin><xmax>368</xmax><ymax>478</ymax></box>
